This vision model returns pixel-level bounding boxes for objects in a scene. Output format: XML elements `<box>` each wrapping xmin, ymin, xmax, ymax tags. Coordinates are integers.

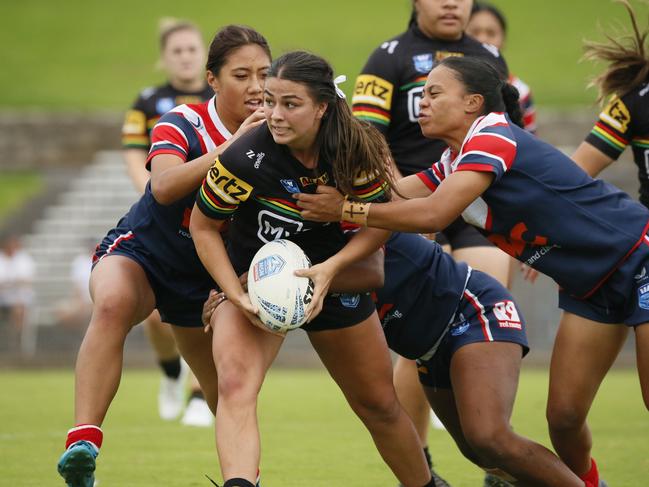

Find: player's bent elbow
<box><xmin>150</xmin><ymin>177</ymin><xmax>176</xmax><ymax>205</ymax></box>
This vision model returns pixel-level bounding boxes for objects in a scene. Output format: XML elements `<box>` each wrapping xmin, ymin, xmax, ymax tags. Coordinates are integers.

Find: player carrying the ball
<box><xmin>190</xmin><ymin>51</ymin><xmax>437</xmax><ymax>487</ymax></box>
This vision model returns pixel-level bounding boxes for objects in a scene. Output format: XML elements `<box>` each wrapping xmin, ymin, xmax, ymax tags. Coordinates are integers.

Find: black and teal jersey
<box><xmin>352</xmin><ymin>24</ymin><xmax>507</xmax><ymax>176</ymax></box>
<box><xmin>584</xmin><ymin>82</ymin><xmax>649</xmax><ymax>208</ymax></box>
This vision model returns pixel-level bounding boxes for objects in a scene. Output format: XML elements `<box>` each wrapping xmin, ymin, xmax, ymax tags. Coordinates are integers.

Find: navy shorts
<box><xmin>559</xmin><ymin>235</ymin><xmax>649</xmax><ymax>327</ymax></box>
<box><xmin>94</xmin><ymin>220</ymin><xmax>215</xmax><ymax>328</ymax></box>
<box><xmin>302</xmin><ymin>292</ymin><xmax>376</xmax><ymax>332</ymax></box>
<box><xmin>417</xmin><ymin>270</ymin><xmax>529</xmax><ymax>389</ymax></box>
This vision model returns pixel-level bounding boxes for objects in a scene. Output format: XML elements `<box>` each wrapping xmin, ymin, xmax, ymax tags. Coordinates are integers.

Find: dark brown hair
<box><xmin>158</xmin><ymin>18</ymin><xmax>201</xmax><ymax>51</ymax></box>
<box><xmin>268</xmin><ymin>51</ymin><xmax>395</xmax><ymax>200</ymax></box>
<box><xmin>584</xmin><ymin>0</ymin><xmax>649</xmax><ymax>102</ymax></box>
<box><xmin>206</xmin><ymin>25</ymin><xmax>271</xmax><ymax>76</ymax></box>
<box><xmin>439</xmin><ymin>57</ymin><xmax>524</xmax><ymax>128</ymax></box>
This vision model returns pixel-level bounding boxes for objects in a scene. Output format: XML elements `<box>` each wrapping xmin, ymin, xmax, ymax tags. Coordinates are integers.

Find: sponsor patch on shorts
<box><xmin>638</xmin><ymin>283</ymin><xmax>649</xmax><ymax>310</ymax></box>
<box><xmin>493</xmin><ymin>300</ymin><xmax>522</xmax><ymax>330</ymax></box>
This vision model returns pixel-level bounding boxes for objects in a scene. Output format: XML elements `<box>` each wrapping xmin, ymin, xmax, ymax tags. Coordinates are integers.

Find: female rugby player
<box><xmin>190</xmin><ymin>51</ymin><xmax>435</xmax><ymax>487</ymax></box>
<box><xmin>297</xmin><ymin>55</ymin><xmax>649</xmax><ymax>487</ymax></box>
<box><xmin>121</xmin><ymin>17</ymin><xmax>212</xmax><ymax>426</ymax></box>
<box><xmin>466</xmin><ymin>2</ymin><xmax>536</xmax><ymax>133</ymax></box>
<box><xmin>57</xmin><ymin>25</ymin><xmax>271</xmax><ymax>487</ymax></box>
<box><xmin>353</xmin><ymin>3</ymin><xmax>512</xmax><ymax>474</ymax></box>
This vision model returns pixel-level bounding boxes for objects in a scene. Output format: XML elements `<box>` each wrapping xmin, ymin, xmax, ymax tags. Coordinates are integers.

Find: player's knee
<box><xmin>463</xmin><ymin>423</ymin><xmax>514</xmax><ymax>464</ymax></box>
<box><xmin>546</xmin><ymin>400</ymin><xmax>588</xmax><ymax>432</ymax></box>
<box><xmin>348</xmin><ymin>389</ymin><xmax>401</xmax><ymax>426</ymax></box>
<box><xmin>215</xmin><ymin>359</ymin><xmax>262</xmax><ymax>405</ymax></box>
<box><xmin>89</xmin><ymin>292</ymin><xmax>138</xmax><ymax>331</ymax></box>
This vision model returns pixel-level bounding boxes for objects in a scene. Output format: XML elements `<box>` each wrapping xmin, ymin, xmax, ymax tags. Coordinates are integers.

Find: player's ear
<box><xmin>315</xmin><ymin>102</ymin><xmax>328</xmax><ymax>120</ymax></box>
<box><xmin>464</xmin><ymin>93</ymin><xmax>483</xmax><ymax>116</ymax></box>
<box><xmin>207</xmin><ymin>70</ymin><xmax>220</xmax><ymax>93</ymax></box>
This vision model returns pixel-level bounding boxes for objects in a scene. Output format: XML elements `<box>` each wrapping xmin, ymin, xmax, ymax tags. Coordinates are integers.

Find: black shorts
<box><xmin>435</xmin><ymin>218</ymin><xmax>493</xmax><ymax>249</ymax></box>
<box><xmin>302</xmin><ymin>292</ymin><xmax>376</xmax><ymax>332</ymax></box>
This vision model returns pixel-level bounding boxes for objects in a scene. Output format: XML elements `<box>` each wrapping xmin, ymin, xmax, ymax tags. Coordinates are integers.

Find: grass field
<box><xmin>0</xmin><ymin>172</ymin><xmax>42</xmax><ymax>222</ymax></box>
<box><xmin>2</xmin><ymin>0</ymin><xmax>649</xmax><ymax>110</ymax></box>
<box><xmin>0</xmin><ymin>367</ymin><xmax>647</xmax><ymax>486</ymax></box>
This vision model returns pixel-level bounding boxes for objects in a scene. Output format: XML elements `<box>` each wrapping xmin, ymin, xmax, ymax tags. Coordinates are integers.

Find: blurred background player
<box><xmin>466</xmin><ymin>1</ymin><xmax>537</xmax><ymax>134</ymax></box>
<box><xmin>54</xmin><ymin>238</ymin><xmax>95</xmax><ymax>329</ymax></box>
<box><xmin>0</xmin><ymin>234</ymin><xmax>35</xmax><ymax>348</ymax></box>
<box><xmin>352</xmin><ymin>1</ymin><xmax>511</xmax><ymax>483</ymax></box>
<box><xmin>121</xmin><ymin>18</ymin><xmax>213</xmax><ymax>427</ymax></box>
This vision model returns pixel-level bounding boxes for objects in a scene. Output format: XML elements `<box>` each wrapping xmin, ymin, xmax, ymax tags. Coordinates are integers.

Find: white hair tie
<box><xmin>334</xmin><ymin>75</ymin><xmax>347</xmax><ymax>99</ymax></box>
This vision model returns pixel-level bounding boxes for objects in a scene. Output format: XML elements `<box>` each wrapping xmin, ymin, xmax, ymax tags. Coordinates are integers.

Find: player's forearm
<box><xmin>190</xmin><ymin>206</ymin><xmax>245</xmax><ymax>302</ymax></box>
<box><xmin>325</xmin><ymin>227</ymin><xmax>390</xmax><ymax>277</ymax></box>
<box><xmin>152</xmin><ymin>149</ymin><xmax>221</xmax><ymax>205</ymax></box>
<box><xmin>329</xmin><ymin>248</ymin><xmax>384</xmax><ymax>292</ymax></box>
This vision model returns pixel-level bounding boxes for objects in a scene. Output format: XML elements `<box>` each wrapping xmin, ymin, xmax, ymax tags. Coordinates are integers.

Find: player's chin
<box><xmin>418</xmin><ymin>118</ymin><xmax>437</xmax><ymax>138</ymax></box>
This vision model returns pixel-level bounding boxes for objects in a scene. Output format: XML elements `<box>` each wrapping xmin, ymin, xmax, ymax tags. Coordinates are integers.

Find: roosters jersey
<box><xmin>124</xmin><ymin>97</ymin><xmax>230</xmax><ymax>273</ymax></box>
<box><xmin>375</xmin><ymin>232</ymin><xmax>470</xmax><ymax>358</ymax></box>
<box><xmin>352</xmin><ymin>24</ymin><xmax>507</xmax><ymax>176</ymax></box>
<box><xmin>417</xmin><ymin>112</ymin><xmax>649</xmax><ymax>298</ymax></box>
<box><xmin>122</xmin><ymin>83</ymin><xmax>213</xmax><ymax>151</ymax></box>
<box><xmin>584</xmin><ymin>82</ymin><xmax>649</xmax><ymax>207</ymax></box>
<box><xmin>196</xmin><ymin>123</ymin><xmax>389</xmax><ymax>274</ymax></box>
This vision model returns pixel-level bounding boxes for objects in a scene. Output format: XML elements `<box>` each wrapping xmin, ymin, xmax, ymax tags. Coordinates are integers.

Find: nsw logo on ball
<box><xmin>252</xmin><ymin>254</ymin><xmax>286</xmax><ymax>282</ymax></box>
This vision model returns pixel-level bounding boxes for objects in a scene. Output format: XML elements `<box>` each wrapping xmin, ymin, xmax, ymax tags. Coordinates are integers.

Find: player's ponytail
<box><xmin>584</xmin><ymin>0</ymin><xmax>649</xmax><ymax>102</ymax></box>
<box><xmin>268</xmin><ymin>51</ymin><xmax>395</xmax><ymax>200</ymax></box>
<box><xmin>439</xmin><ymin>56</ymin><xmax>524</xmax><ymax>128</ymax></box>
<box><xmin>501</xmin><ymin>83</ymin><xmax>524</xmax><ymax>128</ymax></box>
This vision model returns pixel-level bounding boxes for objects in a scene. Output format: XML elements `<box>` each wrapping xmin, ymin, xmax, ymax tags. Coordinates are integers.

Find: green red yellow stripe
<box><xmin>632</xmin><ymin>137</ymin><xmax>649</xmax><ymax>149</ymax></box>
<box><xmin>198</xmin><ymin>185</ymin><xmax>238</xmax><ymax>216</ymax></box>
<box><xmin>399</xmin><ymin>76</ymin><xmax>427</xmax><ymax>92</ymax></box>
<box><xmin>591</xmin><ymin>123</ymin><xmax>627</xmax><ymax>152</ymax></box>
<box><xmin>257</xmin><ymin>196</ymin><xmax>303</xmax><ymax>219</ymax></box>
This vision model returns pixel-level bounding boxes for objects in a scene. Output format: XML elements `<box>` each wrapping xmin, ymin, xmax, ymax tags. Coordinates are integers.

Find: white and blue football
<box><xmin>247</xmin><ymin>239</ymin><xmax>313</xmax><ymax>333</ymax></box>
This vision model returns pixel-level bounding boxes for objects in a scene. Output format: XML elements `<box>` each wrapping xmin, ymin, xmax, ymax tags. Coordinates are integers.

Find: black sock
<box><xmin>158</xmin><ymin>356</ymin><xmax>182</xmax><ymax>379</ymax></box>
<box><xmin>188</xmin><ymin>389</ymin><xmax>205</xmax><ymax>401</ymax></box>
<box><xmin>422</xmin><ymin>479</ymin><xmax>436</xmax><ymax>487</ymax></box>
<box><xmin>423</xmin><ymin>445</ymin><xmax>433</xmax><ymax>470</ymax></box>
<box><xmin>223</xmin><ymin>479</ymin><xmax>255</xmax><ymax>487</ymax></box>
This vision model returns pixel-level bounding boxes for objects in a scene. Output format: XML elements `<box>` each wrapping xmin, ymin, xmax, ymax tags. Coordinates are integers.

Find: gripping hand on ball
<box><xmin>295</xmin><ymin>262</ymin><xmax>335</xmax><ymax>323</ymax></box>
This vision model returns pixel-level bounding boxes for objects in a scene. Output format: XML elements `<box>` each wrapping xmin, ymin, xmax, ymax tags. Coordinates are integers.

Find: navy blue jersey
<box><xmin>376</xmin><ymin>232</ymin><xmax>470</xmax><ymax>358</ymax></box>
<box><xmin>124</xmin><ymin>97</ymin><xmax>231</xmax><ymax>274</ymax></box>
<box><xmin>418</xmin><ymin>112</ymin><xmax>649</xmax><ymax>298</ymax></box>
<box><xmin>196</xmin><ymin>123</ymin><xmax>388</xmax><ymax>274</ymax></box>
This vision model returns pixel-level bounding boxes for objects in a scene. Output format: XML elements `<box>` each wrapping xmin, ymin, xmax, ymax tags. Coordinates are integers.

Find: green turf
<box><xmin>0</xmin><ymin>367</ymin><xmax>647</xmax><ymax>486</ymax></box>
<box><xmin>0</xmin><ymin>172</ymin><xmax>43</xmax><ymax>222</ymax></box>
<box><xmin>1</xmin><ymin>1</ymin><xmax>649</xmax><ymax>110</ymax></box>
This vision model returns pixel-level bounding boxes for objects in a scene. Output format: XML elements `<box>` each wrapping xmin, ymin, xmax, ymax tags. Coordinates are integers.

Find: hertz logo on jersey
<box><xmin>122</xmin><ymin>109</ymin><xmax>147</xmax><ymax>135</ymax></box>
<box><xmin>206</xmin><ymin>159</ymin><xmax>253</xmax><ymax>204</ymax></box>
<box><xmin>352</xmin><ymin>75</ymin><xmax>394</xmax><ymax>110</ymax></box>
<box><xmin>600</xmin><ymin>96</ymin><xmax>631</xmax><ymax>133</ymax></box>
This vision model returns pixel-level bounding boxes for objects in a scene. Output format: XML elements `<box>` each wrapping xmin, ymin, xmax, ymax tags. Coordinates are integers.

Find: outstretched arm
<box><xmin>296</xmin><ymin>170</ymin><xmax>494</xmax><ymax>233</ymax></box>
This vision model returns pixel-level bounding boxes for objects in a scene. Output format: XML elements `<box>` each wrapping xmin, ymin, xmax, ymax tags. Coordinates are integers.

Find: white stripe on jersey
<box><xmin>171</xmin><ymin>104</ymin><xmax>218</xmax><ymax>152</ymax></box>
<box><xmin>155</xmin><ymin>122</ymin><xmax>189</xmax><ymax>145</ymax></box>
<box><xmin>461</xmin><ymin>197</ymin><xmax>489</xmax><ymax>229</ymax></box>
<box><xmin>471</xmin><ymin>131</ymin><xmax>517</xmax><ymax>147</ymax></box>
<box><xmin>151</xmin><ymin>140</ymin><xmax>187</xmax><ymax>153</ymax></box>
<box><xmin>208</xmin><ymin>96</ymin><xmax>233</xmax><ymax>139</ymax></box>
